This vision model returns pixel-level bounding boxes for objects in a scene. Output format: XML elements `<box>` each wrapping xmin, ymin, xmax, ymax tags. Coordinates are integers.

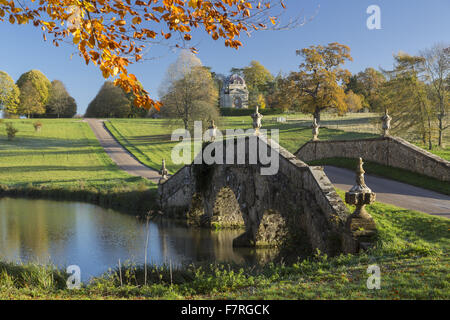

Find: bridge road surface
<box><xmin>84</xmin><ymin>119</ymin><xmax>161</xmax><ymax>183</ymax></box>
<box><xmin>323</xmin><ymin>166</ymin><xmax>450</xmax><ymax>219</ymax></box>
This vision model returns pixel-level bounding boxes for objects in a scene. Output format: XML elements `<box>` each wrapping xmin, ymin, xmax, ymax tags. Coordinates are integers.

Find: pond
<box><xmin>0</xmin><ymin>197</ymin><xmax>273</xmax><ymax>281</ymax></box>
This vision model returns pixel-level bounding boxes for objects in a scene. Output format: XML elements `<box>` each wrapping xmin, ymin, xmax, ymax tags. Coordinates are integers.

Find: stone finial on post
<box><xmin>251</xmin><ymin>106</ymin><xmax>263</xmax><ymax>134</ymax></box>
<box><xmin>381</xmin><ymin>109</ymin><xmax>392</xmax><ymax>137</ymax></box>
<box><xmin>345</xmin><ymin>158</ymin><xmax>377</xmax><ymax>251</ymax></box>
<box><xmin>158</xmin><ymin>159</ymin><xmax>169</xmax><ymax>184</ymax></box>
<box><xmin>312</xmin><ymin>117</ymin><xmax>320</xmax><ymax>141</ymax></box>
<box><xmin>208</xmin><ymin>119</ymin><xmax>217</xmax><ymax>141</ymax></box>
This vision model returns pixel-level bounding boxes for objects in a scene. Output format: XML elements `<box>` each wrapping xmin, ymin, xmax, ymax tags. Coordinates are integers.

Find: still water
<box><xmin>0</xmin><ymin>197</ymin><xmax>271</xmax><ymax>281</ymax></box>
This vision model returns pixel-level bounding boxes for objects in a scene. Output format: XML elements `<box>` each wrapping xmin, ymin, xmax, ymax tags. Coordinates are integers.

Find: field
<box><xmin>0</xmin><ymin>119</ymin><xmax>155</xmax><ymax>213</ymax></box>
<box><xmin>105</xmin><ymin>115</ymin><xmax>380</xmax><ymax>174</ymax></box>
<box><xmin>1</xmin><ymin>194</ymin><xmax>448</xmax><ymax>300</ymax></box>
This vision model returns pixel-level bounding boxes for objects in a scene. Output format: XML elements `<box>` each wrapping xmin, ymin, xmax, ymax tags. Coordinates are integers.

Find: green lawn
<box><xmin>1</xmin><ymin>195</ymin><xmax>448</xmax><ymax>299</ymax></box>
<box><xmin>0</xmin><ymin>119</ymin><xmax>155</xmax><ymax>213</ymax></box>
<box><xmin>106</xmin><ymin>117</ymin><xmax>378</xmax><ymax>174</ymax></box>
<box><xmin>414</xmin><ymin>143</ymin><xmax>450</xmax><ymax>161</ymax></box>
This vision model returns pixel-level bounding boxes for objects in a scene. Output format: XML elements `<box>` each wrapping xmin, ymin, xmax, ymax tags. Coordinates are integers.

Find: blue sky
<box><xmin>0</xmin><ymin>0</ymin><xmax>449</xmax><ymax>115</ymax></box>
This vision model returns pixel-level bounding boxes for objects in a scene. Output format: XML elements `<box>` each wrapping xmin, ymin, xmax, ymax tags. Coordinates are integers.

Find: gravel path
<box><xmin>323</xmin><ymin>166</ymin><xmax>450</xmax><ymax>219</ymax></box>
<box><xmin>84</xmin><ymin>118</ymin><xmax>161</xmax><ymax>183</ymax></box>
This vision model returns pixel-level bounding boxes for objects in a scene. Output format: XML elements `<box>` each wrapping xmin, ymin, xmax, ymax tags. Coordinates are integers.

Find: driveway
<box><xmin>323</xmin><ymin>166</ymin><xmax>450</xmax><ymax>219</ymax></box>
<box><xmin>84</xmin><ymin>119</ymin><xmax>161</xmax><ymax>183</ymax></box>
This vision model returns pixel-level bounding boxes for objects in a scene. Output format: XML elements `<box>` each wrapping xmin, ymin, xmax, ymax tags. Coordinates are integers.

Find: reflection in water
<box><xmin>0</xmin><ymin>197</ymin><xmax>274</xmax><ymax>281</ymax></box>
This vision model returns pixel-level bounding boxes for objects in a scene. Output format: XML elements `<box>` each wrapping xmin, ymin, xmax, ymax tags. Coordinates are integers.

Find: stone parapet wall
<box><xmin>272</xmin><ymin>139</ymin><xmax>351</xmax><ymax>253</ymax></box>
<box><xmin>158</xmin><ymin>165</ymin><xmax>194</xmax><ymax>217</ymax></box>
<box><xmin>295</xmin><ymin>136</ymin><xmax>450</xmax><ymax>182</ymax></box>
<box><xmin>158</xmin><ymin>135</ymin><xmax>364</xmax><ymax>255</ymax></box>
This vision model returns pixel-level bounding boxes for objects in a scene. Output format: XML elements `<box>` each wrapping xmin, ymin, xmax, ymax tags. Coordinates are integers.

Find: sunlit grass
<box><xmin>106</xmin><ymin>115</ymin><xmax>379</xmax><ymax>174</ymax></box>
<box><xmin>0</xmin><ymin>119</ymin><xmax>147</xmax><ymax>188</ymax></box>
<box><xmin>0</xmin><ymin>119</ymin><xmax>155</xmax><ymax>214</ymax></box>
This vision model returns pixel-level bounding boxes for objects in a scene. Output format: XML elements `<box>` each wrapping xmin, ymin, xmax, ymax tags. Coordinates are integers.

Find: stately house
<box><xmin>220</xmin><ymin>74</ymin><xmax>249</xmax><ymax>109</ymax></box>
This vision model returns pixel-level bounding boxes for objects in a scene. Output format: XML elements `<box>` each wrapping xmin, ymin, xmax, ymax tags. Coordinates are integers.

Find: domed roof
<box><xmin>229</xmin><ymin>74</ymin><xmax>245</xmax><ymax>85</ymax></box>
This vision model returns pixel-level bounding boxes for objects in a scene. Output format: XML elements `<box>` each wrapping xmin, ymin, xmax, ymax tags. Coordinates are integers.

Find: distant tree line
<box><xmin>85</xmin><ymin>81</ymin><xmax>148</xmax><ymax>118</ymax></box>
<box><xmin>221</xmin><ymin>43</ymin><xmax>448</xmax><ymax>149</ymax></box>
<box><xmin>0</xmin><ymin>69</ymin><xmax>77</xmax><ymax>118</ymax></box>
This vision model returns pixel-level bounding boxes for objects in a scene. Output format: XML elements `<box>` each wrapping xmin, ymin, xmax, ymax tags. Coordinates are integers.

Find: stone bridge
<box><xmin>295</xmin><ymin>136</ymin><xmax>450</xmax><ymax>182</ymax></box>
<box><xmin>158</xmin><ymin>135</ymin><xmax>370</xmax><ymax>256</ymax></box>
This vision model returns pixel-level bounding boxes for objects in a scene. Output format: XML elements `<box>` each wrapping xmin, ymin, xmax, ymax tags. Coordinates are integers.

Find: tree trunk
<box><xmin>427</xmin><ymin>116</ymin><xmax>433</xmax><ymax>150</ymax></box>
<box><xmin>314</xmin><ymin>107</ymin><xmax>321</xmax><ymax>123</ymax></box>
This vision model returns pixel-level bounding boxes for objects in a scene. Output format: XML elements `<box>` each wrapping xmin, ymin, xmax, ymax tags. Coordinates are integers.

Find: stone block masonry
<box><xmin>295</xmin><ymin>136</ymin><xmax>450</xmax><ymax>182</ymax></box>
<box><xmin>158</xmin><ymin>135</ymin><xmax>370</xmax><ymax>256</ymax></box>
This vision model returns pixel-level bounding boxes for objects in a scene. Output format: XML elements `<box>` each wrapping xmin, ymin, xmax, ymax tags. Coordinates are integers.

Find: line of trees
<box><xmin>378</xmin><ymin>45</ymin><xmax>449</xmax><ymax>148</ymax></box>
<box><xmin>0</xmin><ymin>70</ymin><xmax>77</xmax><ymax>118</ymax></box>
<box><xmin>85</xmin><ymin>81</ymin><xmax>148</xmax><ymax>118</ymax></box>
<box><xmin>225</xmin><ymin>42</ymin><xmax>448</xmax><ymax>149</ymax></box>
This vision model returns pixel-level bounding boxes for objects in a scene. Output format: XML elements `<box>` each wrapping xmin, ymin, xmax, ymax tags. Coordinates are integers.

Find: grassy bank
<box><xmin>1</xmin><ymin>196</ymin><xmax>448</xmax><ymax>300</ymax></box>
<box><xmin>0</xmin><ymin>119</ymin><xmax>156</xmax><ymax>214</ymax></box>
<box><xmin>309</xmin><ymin>158</ymin><xmax>450</xmax><ymax>195</ymax></box>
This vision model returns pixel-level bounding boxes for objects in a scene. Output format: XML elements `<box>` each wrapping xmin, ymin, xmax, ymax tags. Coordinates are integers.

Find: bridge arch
<box><xmin>159</xmin><ymin>135</ymin><xmax>370</xmax><ymax>255</ymax></box>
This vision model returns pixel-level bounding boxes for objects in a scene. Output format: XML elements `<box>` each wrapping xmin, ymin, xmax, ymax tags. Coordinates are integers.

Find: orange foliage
<box><xmin>0</xmin><ymin>0</ymin><xmax>285</xmax><ymax>110</ymax></box>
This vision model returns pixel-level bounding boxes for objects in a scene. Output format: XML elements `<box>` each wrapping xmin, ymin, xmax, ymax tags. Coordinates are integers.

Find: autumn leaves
<box><xmin>0</xmin><ymin>1</ymin><xmax>283</xmax><ymax>111</ymax></box>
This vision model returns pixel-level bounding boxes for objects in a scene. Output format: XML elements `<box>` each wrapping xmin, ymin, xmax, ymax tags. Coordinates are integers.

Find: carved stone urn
<box><xmin>381</xmin><ymin>109</ymin><xmax>392</xmax><ymax>137</ymax></box>
<box><xmin>312</xmin><ymin>117</ymin><xmax>320</xmax><ymax>141</ymax></box>
<box><xmin>208</xmin><ymin>120</ymin><xmax>217</xmax><ymax>141</ymax></box>
<box><xmin>158</xmin><ymin>159</ymin><xmax>169</xmax><ymax>184</ymax></box>
<box><xmin>345</xmin><ymin>158</ymin><xmax>377</xmax><ymax>250</ymax></box>
<box><xmin>251</xmin><ymin>106</ymin><xmax>263</xmax><ymax>134</ymax></box>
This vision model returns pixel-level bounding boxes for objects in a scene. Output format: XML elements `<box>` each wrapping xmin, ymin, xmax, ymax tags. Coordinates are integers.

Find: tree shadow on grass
<box><xmin>0</xmin><ymin>135</ymin><xmax>100</xmax><ymax>150</ymax></box>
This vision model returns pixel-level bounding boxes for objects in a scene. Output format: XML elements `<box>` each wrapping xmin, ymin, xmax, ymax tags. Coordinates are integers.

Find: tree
<box><xmin>16</xmin><ymin>70</ymin><xmax>51</xmax><ymax>117</ymax></box>
<box><xmin>124</xmin><ymin>81</ymin><xmax>148</xmax><ymax>118</ymax></box>
<box><xmin>347</xmin><ymin>68</ymin><xmax>385</xmax><ymax>111</ymax></box>
<box><xmin>420</xmin><ymin>44</ymin><xmax>449</xmax><ymax>147</ymax></box>
<box><xmin>85</xmin><ymin>81</ymin><xmax>131</xmax><ymax>118</ymax></box>
<box><xmin>0</xmin><ymin>0</ymin><xmax>295</xmax><ymax>109</ymax></box>
<box><xmin>267</xmin><ymin>73</ymin><xmax>300</xmax><ymax>111</ymax></box>
<box><xmin>18</xmin><ymin>81</ymin><xmax>45</xmax><ymax>118</ymax></box>
<box><xmin>0</xmin><ymin>71</ymin><xmax>20</xmax><ymax>116</ymax></box>
<box><xmin>291</xmin><ymin>43</ymin><xmax>353</xmax><ymax>122</ymax></box>
<box><xmin>45</xmin><ymin>80</ymin><xmax>77</xmax><ymax>118</ymax></box>
<box><xmin>242</xmin><ymin>60</ymin><xmax>274</xmax><ymax>108</ymax></box>
<box><xmin>210</xmin><ymin>71</ymin><xmax>227</xmax><ymax>108</ymax></box>
<box><xmin>344</xmin><ymin>90</ymin><xmax>365</xmax><ymax>112</ymax></box>
<box><xmin>256</xmin><ymin>93</ymin><xmax>266</xmax><ymax>109</ymax></box>
<box><xmin>159</xmin><ymin>51</ymin><xmax>218</xmax><ymax>130</ymax></box>
<box><xmin>381</xmin><ymin>53</ymin><xmax>435</xmax><ymax>149</ymax></box>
